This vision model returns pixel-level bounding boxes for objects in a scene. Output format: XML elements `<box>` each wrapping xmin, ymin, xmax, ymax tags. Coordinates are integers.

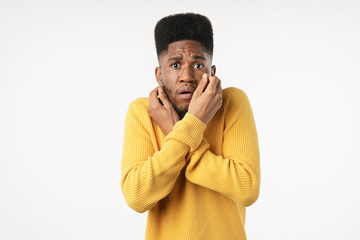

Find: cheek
<box><xmin>162</xmin><ymin>74</ymin><xmax>178</xmax><ymax>93</ymax></box>
<box><xmin>162</xmin><ymin>79</ymin><xmax>176</xmax><ymax>98</ymax></box>
<box><xmin>203</xmin><ymin>67</ymin><xmax>211</xmax><ymax>75</ymax></box>
<box><xmin>194</xmin><ymin>69</ymin><xmax>209</xmax><ymax>80</ymax></box>
<box><xmin>166</xmin><ymin>85</ymin><xmax>177</xmax><ymax>98</ymax></box>
<box><xmin>195</xmin><ymin>66</ymin><xmax>210</xmax><ymax>76</ymax></box>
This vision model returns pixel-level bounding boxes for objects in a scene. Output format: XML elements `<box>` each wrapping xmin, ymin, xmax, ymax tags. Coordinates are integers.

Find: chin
<box><xmin>174</xmin><ymin>105</ymin><xmax>188</xmax><ymax>119</ymax></box>
<box><xmin>178</xmin><ymin>106</ymin><xmax>189</xmax><ymax>114</ymax></box>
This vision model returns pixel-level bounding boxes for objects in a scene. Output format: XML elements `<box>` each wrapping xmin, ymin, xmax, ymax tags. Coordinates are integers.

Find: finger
<box><xmin>216</xmin><ymin>78</ymin><xmax>222</xmax><ymax>97</ymax></box>
<box><xmin>149</xmin><ymin>87</ymin><xmax>162</xmax><ymax>107</ymax></box>
<box><xmin>217</xmin><ymin>80</ymin><xmax>223</xmax><ymax>107</ymax></box>
<box><xmin>149</xmin><ymin>87</ymin><xmax>158</xmax><ymax>100</ymax></box>
<box><xmin>205</xmin><ymin>76</ymin><xmax>219</xmax><ymax>94</ymax></box>
<box><xmin>157</xmin><ymin>87</ymin><xmax>172</xmax><ymax>109</ymax></box>
<box><xmin>193</xmin><ymin>73</ymin><xmax>208</xmax><ymax>96</ymax></box>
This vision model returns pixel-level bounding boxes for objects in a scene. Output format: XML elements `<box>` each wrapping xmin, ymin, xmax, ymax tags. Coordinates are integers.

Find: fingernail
<box><xmin>202</xmin><ymin>73</ymin><xmax>207</xmax><ymax>78</ymax></box>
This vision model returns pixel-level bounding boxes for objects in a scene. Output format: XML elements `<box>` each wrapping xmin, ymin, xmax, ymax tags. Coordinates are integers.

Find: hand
<box><xmin>149</xmin><ymin>86</ymin><xmax>180</xmax><ymax>136</ymax></box>
<box><xmin>188</xmin><ymin>73</ymin><xmax>223</xmax><ymax>125</ymax></box>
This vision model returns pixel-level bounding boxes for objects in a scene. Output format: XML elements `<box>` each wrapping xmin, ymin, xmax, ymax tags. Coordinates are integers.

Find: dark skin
<box><xmin>149</xmin><ymin>40</ymin><xmax>223</xmax><ymax>136</ymax></box>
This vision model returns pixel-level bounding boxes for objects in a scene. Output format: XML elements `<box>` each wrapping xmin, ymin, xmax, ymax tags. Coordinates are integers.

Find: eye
<box><xmin>171</xmin><ymin>62</ymin><xmax>180</xmax><ymax>69</ymax></box>
<box><xmin>194</xmin><ymin>63</ymin><xmax>204</xmax><ymax>69</ymax></box>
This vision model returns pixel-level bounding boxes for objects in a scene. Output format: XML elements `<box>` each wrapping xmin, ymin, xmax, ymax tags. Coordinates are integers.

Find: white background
<box><xmin>1</xmin><ymin>0</ymin><xmax>360</xmax><ymax>239</ymax></box>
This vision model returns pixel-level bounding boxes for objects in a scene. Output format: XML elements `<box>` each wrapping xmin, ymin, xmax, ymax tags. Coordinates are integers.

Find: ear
<box><xmin>155</xmin><ymin>67</ymin><xmax>162</xmax><ymax>86</ymax></box>
<box><xmin>211</xmin><ymin>65</ymin><xmax>216</xmax><ymax>76</ymax></box>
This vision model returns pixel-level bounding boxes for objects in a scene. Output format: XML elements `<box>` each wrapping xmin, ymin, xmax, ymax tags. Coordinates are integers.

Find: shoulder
<box><xmin>221</xmin><ymin>88</ymin><xmax>256</xmax><ymax>130</ymax></box>
<box><xmin>125</xmin><ymin>97</ymin><xmax>151</xmax><ymax>122</ymax></box>
<box><xmin>222</xmin><ymin>87</ymin><xmax>250</xmax><ymax>108</ymax></box>
<box><xmin>223</xmin><ymin>87</ymin><xmax>248</xmax><ymax>99</ymax></box>
<box><xmin>128</xmin><ymin>97</ymin><xmax>149</xmax><ymax>108</ymax></box>
<box><xmin>127</xmin><ymin>97</ymin><xmax>149</xmax><ymax>113</ymax></box>
<box><xmin>124</xmin><ymin>97</ymin><xmax>154</xmax><ymax>132</ymax></box>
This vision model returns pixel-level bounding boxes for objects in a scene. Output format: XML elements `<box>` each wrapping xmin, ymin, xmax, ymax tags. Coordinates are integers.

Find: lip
<box><xmin>178</xmin><ymin>86</ymin><xmax>195</xmax><ymax>100</ymax></box>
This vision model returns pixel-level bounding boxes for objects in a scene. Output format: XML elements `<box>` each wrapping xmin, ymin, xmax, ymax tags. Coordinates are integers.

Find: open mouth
<box><xmin>178</xmin><ymin>87</ymin><xmax>194</xmax><ymax>100</ymax></box>
<box><xmin>179</xmin><ymin>92</ymin><xmax>193</xmax><ymax>99</ymax></box>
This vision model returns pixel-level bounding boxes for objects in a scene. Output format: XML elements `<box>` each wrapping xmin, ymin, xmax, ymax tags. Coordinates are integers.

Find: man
<box><xmin>121</xmin><ymin>13</ymin><xmax>260</xmax><ymax>239</ymax></box>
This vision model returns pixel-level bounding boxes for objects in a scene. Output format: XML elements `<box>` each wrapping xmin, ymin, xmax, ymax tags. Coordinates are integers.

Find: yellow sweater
<box><xmin>121</xmin><ymin>87</ymin><xmax>260</xmax><ymax>240</ymax></box>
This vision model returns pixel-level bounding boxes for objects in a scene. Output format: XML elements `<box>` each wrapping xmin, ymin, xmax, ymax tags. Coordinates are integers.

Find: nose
<box><xmin>180</xmin><ymin>65</ymin><xmax>196</xmax><ymax>84</ymax></box>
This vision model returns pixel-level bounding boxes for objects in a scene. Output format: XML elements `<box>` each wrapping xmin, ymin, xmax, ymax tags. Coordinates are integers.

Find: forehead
<box><xmin>167</xmin><ymin>40</ymin><xmax>204</xmax><ymax>55</ymax></box>
<box><xmin>159</xmin><ymin>40</ymin><xmax>211</xmax><ymax>63</ymax></box>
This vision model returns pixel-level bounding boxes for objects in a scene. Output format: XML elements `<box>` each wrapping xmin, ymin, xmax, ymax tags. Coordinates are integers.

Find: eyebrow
<box><xmin>167</xmin><ymin>55</ymin><xmax>206</xmax><ymax>62</ymax></box>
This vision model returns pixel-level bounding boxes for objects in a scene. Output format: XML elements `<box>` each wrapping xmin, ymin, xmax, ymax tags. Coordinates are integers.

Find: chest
<box><xmin>151</xmin><ymin>111</ymin><xmax>225</xmax><ymax>156</ymax></box>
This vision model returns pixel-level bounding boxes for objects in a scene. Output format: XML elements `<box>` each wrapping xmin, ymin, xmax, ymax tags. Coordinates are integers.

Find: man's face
<box><xmin>155</xmin><ymin>40</ymin><xmax>215</xmax><ymax>117</ymax></box>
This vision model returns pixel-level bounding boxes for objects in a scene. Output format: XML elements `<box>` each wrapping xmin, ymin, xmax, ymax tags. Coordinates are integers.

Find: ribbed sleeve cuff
<box><xmin>165</xmin><ymin>113</ymin><xmax>206</xmax><ymax>152</ymax></box>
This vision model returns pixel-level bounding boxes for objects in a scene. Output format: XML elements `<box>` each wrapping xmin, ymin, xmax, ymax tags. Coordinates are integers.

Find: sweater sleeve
<box><xmin>185</xmin><ymin>89</ymin><xmax>261</xmax><ymax>206</ymax></box>
<box><xmin>121</xmin><ymin>99</ymin><xmax>206</xmax><ymax>213</ymax></box>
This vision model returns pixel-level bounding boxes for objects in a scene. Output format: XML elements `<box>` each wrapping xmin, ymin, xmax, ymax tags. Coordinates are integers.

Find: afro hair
<box><xmin>154</xmin><ymin>13</ymin><xmax>214</xmax><ymax>57</ymax></box>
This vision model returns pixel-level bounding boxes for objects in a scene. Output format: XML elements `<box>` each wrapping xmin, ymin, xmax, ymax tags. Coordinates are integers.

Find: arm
<box><xmin>121</xmin><ymin>99</ymin><xmax>186</xmax><ymax>213</ymax></box>
<box><xmin>121</xmin><ymin>97</ymin><xmax>205</xmax><ymax>213</ymax></box>
<box><xmin>185</xmin><ymin>89</ymin><xmax>260</xmax><ymax>206</ymax></box>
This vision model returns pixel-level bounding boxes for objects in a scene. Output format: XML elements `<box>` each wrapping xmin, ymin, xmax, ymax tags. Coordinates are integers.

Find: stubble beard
<box><xmin>161</xmin><ymin>78</ymin><xmax>187</xmax><ymax>119</ymax></box>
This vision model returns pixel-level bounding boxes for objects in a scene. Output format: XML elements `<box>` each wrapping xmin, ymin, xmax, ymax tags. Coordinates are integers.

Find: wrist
<box><xmin>187</xmin><ymin>111</ymin><xmax>205</xmax><ymax>124</ymax></box>
<box><xmin>165</xmin><ymin>113</ymin><xmax>206</xmax><ymax>152</ymax></box>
